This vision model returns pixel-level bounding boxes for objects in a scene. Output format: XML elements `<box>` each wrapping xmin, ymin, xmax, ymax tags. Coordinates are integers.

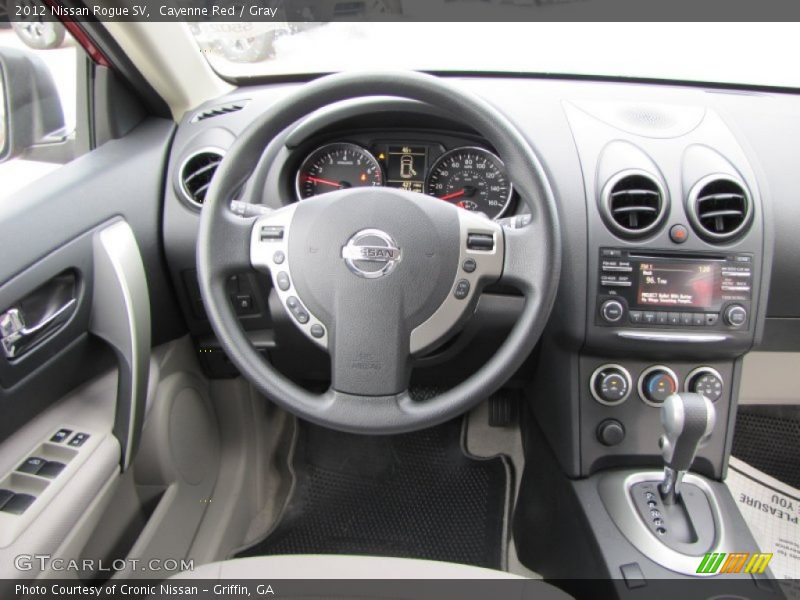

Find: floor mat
<box><xmin>237</xmin><ymin>418</ymin><xmax>512</xmax><ymax>569</ymax></box>
<box><xmin>732</xmin><ymin>406</ymin><xmax>800</xmax><ymax>489</ymax></box>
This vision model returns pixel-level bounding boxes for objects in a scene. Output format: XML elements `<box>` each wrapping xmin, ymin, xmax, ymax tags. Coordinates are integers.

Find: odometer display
<box><xmin>296</xmin><ymin>143</ymin><xmax>383</xmax><ymax>200</ymax></box>
<box><xmin>425</xmin><ymin>147</ymin><xmax>512</xmax><ymax>219</ymax></box>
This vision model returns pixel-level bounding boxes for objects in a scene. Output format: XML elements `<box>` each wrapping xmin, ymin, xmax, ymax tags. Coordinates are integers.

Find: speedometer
<box><xmin>425</xmin><ymin>147</ymin><xmax>512</xmax><ymax>219</ymax></box>
<box><xmin>296</xmin><ymin>143</ymin><xmax>383</xmax><ymax>200</ymax></box>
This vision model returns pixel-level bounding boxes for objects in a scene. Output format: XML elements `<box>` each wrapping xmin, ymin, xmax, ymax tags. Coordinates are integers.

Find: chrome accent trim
<box><xmin>410</xmin><ymin>210</ymin><xmax>504</xmax><ymax>355</ymax></box>
<box><xmin>250</xmin><ymin>204</ymin><xmax>328</xmax><ymax>350</ymax></box>
<box><xmin>90</xmin><ymin>221</ymin><xmax>151</xmax><ymax>471</ymax></box>
<box><xmin>589</xmin><ymin>363</ymin><xmax>632</xmax><ymax>406</ymax></box>
<box><xmin>686</xmin><ymin>174</ymin><xmax>753</xmax><ymax>243</ymax></box>
<box><xmin>598</xmin><ymin>470</ymin><xmax>733</xmax><ymax>577</ymax></box>
<box><xmin>0</xmin><ymin>299</ymin><xmax>76</xmax><ymax>359</ymax></box>
<box><xmin>178</xmin><ymin>146</ymin><xmax>226</xmax><ymax>208</ymax></box>
<box><xmin>618</xmin><ymin>331</ymin><xmax>728</xmax><ymax>343</ymax></box>
<box><xmin>599</xmin><ymin>168</ymin><xmax>668</xmax><ymax>239</ymax></box>
<box><xmin>637</xmin><ymin>365</ymin><xmax>679</xmax><ymax>408</ymax></box>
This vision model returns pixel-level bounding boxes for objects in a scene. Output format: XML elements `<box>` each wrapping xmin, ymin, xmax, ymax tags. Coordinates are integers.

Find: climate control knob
<box><xmin>639</xmin><ymin>366</ymin><xmax>679</xmax><ymax>407</ymax></box>
<box><xmin>590</xmin><ymin>364</ymin><xmax>632</xmax><ymax>405</ymax></box>
<box><xmin>686</xmin><ymin>367</ymin><xmax>724</xmax><ymax>403</ymax></box>
<box><xmin>724</xmin><ymin>304</ymin><xmax>748</xmax><ymax>328</ymax></box>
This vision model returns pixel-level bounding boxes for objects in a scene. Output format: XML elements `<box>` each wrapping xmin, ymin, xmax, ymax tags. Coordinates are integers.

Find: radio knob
<box><xmin>724</xmin><ymin>304</ymin><xmax>747</xmax><ymax>328</ymax></box>
<box><xmin>600</xmin><ymin>299</ymin><xmax>625</xmax><ymax>323</ymax></box>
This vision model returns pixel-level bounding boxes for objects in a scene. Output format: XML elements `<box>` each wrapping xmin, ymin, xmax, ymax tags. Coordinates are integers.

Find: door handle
<box><xmin>0</xmin><ymin>298</ymin><xmax>77</xmax><ymax>359</ymax></box>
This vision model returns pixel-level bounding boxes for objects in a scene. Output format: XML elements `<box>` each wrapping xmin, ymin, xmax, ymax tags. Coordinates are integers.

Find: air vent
<box><xmin>179</xmin><ymin>149</ymin><xmax>224</xmax><ymax>206</ymax></box>
<box><xmin>688</xmin><ymin>177</ymin><xmax>752</xmax><ymax>242</ymax></box>
<box><xmin>600</xmin><ymin>172</ymin><xmax>666</xmax><ymax>238</ymax></box>
<box><xmin>191</xmin><ymin>101</ymin><xmax>248</xmax><ymax>123</ymax></box>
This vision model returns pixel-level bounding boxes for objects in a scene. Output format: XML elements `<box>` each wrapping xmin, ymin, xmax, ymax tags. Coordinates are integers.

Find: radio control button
<box><xmin>656</xmin><ymin>312</ymin><xmax>669</xmax><ymax>325</ymax></box>
<box><xmin>680</xmin><ymin>312</ymin><xmax>693</xmax><ymax>326</ymax></box>
<box><xmin>705</xmin><ymin>313</ymin><xmax>719</xmax><ymax>326</ymax></box>
<box><xmin>643</xmin><ymin>311</ymin><xmax>657</xmax><ymax>324</ymax></box>
<box><xmin>630</xmin><ymin>311</ymin><xmax>643</xmax><ymax>324</ymax></box>
<box><xmin>600</xmin><ymin>300</ymin><xmax>624</xmax><ymax>323</ymax></box>
<box><xmin>668</xmin><ymin>312</ymin><xmax>681</xmax><ymax>325</ymax></box>
<box><xmin>724</xmin><ymin>304</ymin><xmax>747</xmax><ymax>328</ymax></box>
<box><xmin>692</xmin><ymin>313</ymin><xmax>705</xmax><ymax>326</ymax></box>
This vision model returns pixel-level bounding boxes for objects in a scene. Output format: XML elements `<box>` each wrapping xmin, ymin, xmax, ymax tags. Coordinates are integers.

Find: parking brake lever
<box><xmin>658</xmin><ymin>392</ymin><xmax>715</xmax><ymax>504</ymax></box>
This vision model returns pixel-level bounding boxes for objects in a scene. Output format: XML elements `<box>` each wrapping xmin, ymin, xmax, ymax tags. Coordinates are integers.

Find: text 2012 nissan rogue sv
<box><xmin>0</xmin><ymin>6</ymin><xmax>798</xmax><ymax>600</ymax></box>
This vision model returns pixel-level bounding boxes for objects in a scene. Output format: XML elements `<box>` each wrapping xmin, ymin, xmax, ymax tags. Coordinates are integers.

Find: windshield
<box><xmin>191</xmin><ymin>22</ymin><xmax>800</xmax><ymax>89</ymax></box>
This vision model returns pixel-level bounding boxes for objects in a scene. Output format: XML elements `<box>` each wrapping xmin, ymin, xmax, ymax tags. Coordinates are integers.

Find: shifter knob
<box><xmin>658</xmin><ymin>392</ymin><xmax>715</xmax><ymax>504</ymax></box>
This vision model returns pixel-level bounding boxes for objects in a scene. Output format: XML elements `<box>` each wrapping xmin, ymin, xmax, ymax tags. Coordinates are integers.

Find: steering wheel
<box><xmin>197</xmin><ymin>71</ymin><xmax>561</xmax><ymax>434</ymax></box>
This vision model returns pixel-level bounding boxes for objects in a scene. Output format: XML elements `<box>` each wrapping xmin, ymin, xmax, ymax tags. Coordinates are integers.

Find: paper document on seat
<box><xmin>727</xmin><ymin>455</ymin><xmax>800</xmax><ymax>598</ymax></box>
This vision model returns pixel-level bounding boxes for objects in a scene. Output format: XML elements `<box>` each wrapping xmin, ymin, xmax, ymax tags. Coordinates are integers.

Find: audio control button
<box><xmin>600</xmin><ymin>299</ymin><xmax>624</xmax><ymax>323</ymax></box>
<box><xmin>724</xmin><ymin>304</ymin><xmax>747</xmax><ymax>328</ymax></box>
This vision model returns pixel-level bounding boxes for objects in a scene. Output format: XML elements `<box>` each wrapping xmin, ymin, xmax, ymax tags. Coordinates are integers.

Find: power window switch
<box><xmin>17</xmin><ymin>457</ymin><xmax>46</xmax><ymax>475</ymax></box>
<box><xmin>0</xmin><ymin>489</ymin><xmax>14</xmax><ymax>510</ymax></box>
<box><xmin>37</xmin><ymin>461</ymin><xmax>66</xmax><ymax>479</ymax></box>
<box><xmin>68</xmin><ymin>433</ymin><xmax>90</xmax><ymax>447</ymax></box>
<box><xmin>50</xmin><ymin>428</ymin><xmax>73</xmax><ymax>443</ymax></box>
<box><xmin>1</xmin><ymin>493</ymin><xmax>36</xmax><ymax>515</ymax></box>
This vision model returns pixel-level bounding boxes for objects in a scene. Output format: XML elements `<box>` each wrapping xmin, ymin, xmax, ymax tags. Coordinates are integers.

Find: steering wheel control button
<box><xmin>597</xmin><ymin>419</ymin><xmax>626</xmax><ymax>446</ymax></box>
<box><xmin>276</xmin><ymin>272</ymin><xmax>291</xmax><ymax>291</ymax></box>
<box><xmin>273</xmin><ymin>251</ymin><xmax>285</xmax><ymax>265</ymax></box>
<box><xmin>342</xmin><ymin>229</ymin><xmax>402</xmax><ymax>279</ymax></box>
<box><xmin>286</xmin><ymin>296</ymin><xmax>310</xmax><ymax>324</ymax></box>
<box><xmin>600</xmin><ymin>299</ymin><xmax>624</xmax><ymax>323</ymax></box>
<box><xmin>638</xmin><ymin>366</ymin><xmax>679</xmax><ymax>407</ymax></box>
<box><xmin>260</xmin><ymin>226</ymin><xmax>284</xmax><ymax>241</ymax></box>
<box><xmin>17</xmin><ymin>457</ymin><xmax>46</xmax><ymax>475</ymax></box>
<box><xmin>310</xmin><ymin>324</ymin><xmax>325</xmax><ymax>339</ymax></box>
<box><xmin>686</xmin><ymin>367</ymin><xmax>724</xmax><ymax>403</ymax></box>
<box><xmin>462</xmin><ymin>258</ymin><xmax>477</xmax><ymax>273</ymax></box>
<box><xmin>724</xmin><ymin>304</ymin><xmax>748</xmax><ymax>328</ymax></box>
<box><xmin>669</xmin><ymin>224</ymin><xmax>689</xmax><ymax>244</ymax></box>
<box><xmin>37</xmin><ymin>461</ymin><xmax>66</xmax><ymax>479</ymax></box>
<box><xmin>454</xmin><ymin>279</ymin><xmax>471</xmax><ymax>300</ymax></box>
<box><xmin>1</xmin><ymin>493</ymin><xmax>36</xmax><ymax>515</ymax></box>
<box><xmin>50</xmin><ymin>428</ymin><xmax>73</xmax><ymax>443</ymax></box>
<box><xmin>68</xmin><ymin>432</ymin><xmax>90</xmax><ymax>447</ymax></box>
<box><xmin>590</xmin><ymin>364</ymin><xmax>632</xmax><ymax>405</ymax></box>
<box><xmin>466</xmin><ymin>233</ymin><xmax>494</xmax><ymax>251</ymax></box>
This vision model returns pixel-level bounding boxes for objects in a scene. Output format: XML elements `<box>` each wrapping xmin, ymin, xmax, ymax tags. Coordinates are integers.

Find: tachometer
<box><xmin>296</xmin><ymin>143</ymin><xmax>383</xmax><ymax>200</ymax></box>
<box><xmin>425</xmin><ymin>147</ymin><xmax>512</xmax><ymax>219</ymax></box>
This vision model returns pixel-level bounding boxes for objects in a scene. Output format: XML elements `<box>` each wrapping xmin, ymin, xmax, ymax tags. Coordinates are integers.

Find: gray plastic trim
<box><xmin>90</xmin><ymin>221</ymin><xmax>151</xmax><ymax>471</ymax></box>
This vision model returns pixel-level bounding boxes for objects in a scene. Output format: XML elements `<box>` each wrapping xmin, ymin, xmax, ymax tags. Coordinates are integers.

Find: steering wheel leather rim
<box><xmin>197</xmin><ymin>71</ymin><xmax>561</xmax><ymax>434</ymax></box>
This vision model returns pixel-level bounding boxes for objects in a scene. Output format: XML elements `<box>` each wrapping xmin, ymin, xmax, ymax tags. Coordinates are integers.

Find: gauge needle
<box><xmin>305</xmin><ymin>175</ymin><xmax>342</xmax><ymax>188</ymax></box>
<box><xmin>439</xmin><ymin>189</ymin><xmax>466</xmax><ymax>201</ymax></box>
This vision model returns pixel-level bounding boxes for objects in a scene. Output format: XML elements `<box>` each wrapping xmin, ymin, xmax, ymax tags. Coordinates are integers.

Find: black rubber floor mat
<box><xmin>732</xmin><ymin>405</ymin><xmax>800</xmax><ymax>489</ymax></box>
<box><xmin>237</xmin><ymin>418</ymin><xmax>511</xmax><ymax>569</ymax></box>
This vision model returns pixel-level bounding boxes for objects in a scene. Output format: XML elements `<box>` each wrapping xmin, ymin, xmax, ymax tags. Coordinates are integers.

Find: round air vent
<box><xmin>179</xmin><ymin>149</ymin><xmax>225</xmax><ymax>207</ymax></box>
<box><xmin>600</xmin><ymin>171</ymin><xmax>667</xmax><ymax>238</ymax></box>
<box><xmin>687</xmin><ymin>176</ymin><xmax>752</xmax><ymax>242</ymax></box>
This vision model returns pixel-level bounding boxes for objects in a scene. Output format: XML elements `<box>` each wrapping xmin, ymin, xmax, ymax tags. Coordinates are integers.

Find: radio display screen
<box><xmin>637</xmin><ymin>262</ymin><xmax>722</xmax><ymax>309</ymax></box>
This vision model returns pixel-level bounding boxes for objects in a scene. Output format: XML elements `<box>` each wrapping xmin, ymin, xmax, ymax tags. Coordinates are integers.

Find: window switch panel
<box><xmin>0</xmin><ymin>489</ymin><xmax>14</xmax><ymax>510</ymax></box>
<box><xmin>50</xmin><ymin>429</ymin><xmax>73</xmax><ymax>443</ymax></box>
<box><xmin>68</xmin><ymin>432</ymin><xmax>89</xmax><ymax>447</ymax></box>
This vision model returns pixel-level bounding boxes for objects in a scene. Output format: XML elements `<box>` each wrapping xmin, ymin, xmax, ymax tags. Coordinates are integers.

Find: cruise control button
<box><xmin>454</xmin><ymin>279</ymin><xmax>471</xmax><ymax>300</ymax></box>
<box><xmin>462</xmin><ymin>258</ymin><xmax>477</xmax><ymax>273</ymax></box>
<box><xmin>310</xmin><ymin>324</ymin><xmax>325</xmax><ymax>339</ymax></box>
<box><xmin>276</xmin><ymin>272</ymin><xmax>290</xmax><ymax>291</ymax></box>
<box><xmin>295</xmin><ymin>311</ymin><xmax>309</xmax><ymax>324</ymax></box>
<box><xmin>17</xmin><ymin>457</ymin><xmax>46</xmax><ymax>475</ymax></box>
<box><xmin>260</xmin><ymin>226</ymin><xmax>284</xmax><ymax>241</ymax></box>
<box><xmin>286</xmin><ymin>296</ymin><xmax>299</xmax><ymax>310</ymax></box>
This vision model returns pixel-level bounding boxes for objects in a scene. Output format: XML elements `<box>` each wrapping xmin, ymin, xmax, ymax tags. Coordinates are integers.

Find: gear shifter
<box><xmin>658</xmin><ymin>393</ymin><xmax>715</xmax><ymax>504</ymax></box>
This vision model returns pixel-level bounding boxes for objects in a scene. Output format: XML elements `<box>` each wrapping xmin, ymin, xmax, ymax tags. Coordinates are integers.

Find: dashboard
<box><xmin>162</xmin><ymin>75</ymin><xmax>800</xmax><ymax>480</ymax></box>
